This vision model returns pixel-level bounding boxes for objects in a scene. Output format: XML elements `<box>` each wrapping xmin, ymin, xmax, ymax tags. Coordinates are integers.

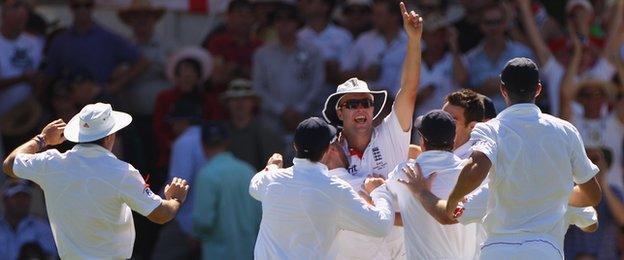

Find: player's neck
<box><xmin>342</xmin><ymin>129</ymin><xmax>372</xmax><ymax>152</ymax></box>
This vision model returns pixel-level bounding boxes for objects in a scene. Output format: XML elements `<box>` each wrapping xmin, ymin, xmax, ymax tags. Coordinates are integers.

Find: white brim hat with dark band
<box><xmin>322</xmin><ymin>78</ymin><xmax>387</xmax><ymax>126</ymax></box>
<box><xmin>64</xmin><ymin>103</ymin><xmax>133</xmax><ymax>143</ymax></box>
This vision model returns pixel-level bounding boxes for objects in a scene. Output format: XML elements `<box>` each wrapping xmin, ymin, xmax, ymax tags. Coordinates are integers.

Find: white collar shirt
<box><xmin>12</xmin><ymin>144</ymin><xmax>163</xmax><ymax>259</ymax></box>
<box><xmin>249</xmin><ymin>158</ymin><xmax>395</xmax><ymax>260</ymax></box>
<box><xmin>329</xmin><ymin>109</ymin><xmax>411</xmax><ymax>259</ymax></box>
<box><xmin>469</xmin><ymin>103</ymin><xmax>599</xmax><ymax>246</ymax></box>
<box><xmin>387</xmin><ymin>151</ymin><xmax>477</xmax><ymax>260</ymax></box>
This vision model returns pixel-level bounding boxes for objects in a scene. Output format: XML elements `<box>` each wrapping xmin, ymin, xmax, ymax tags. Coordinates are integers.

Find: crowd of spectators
<box><xmin>0</xmin><ymin>0</ymin><xmax>624</xmax><ymax>259</ymax></box>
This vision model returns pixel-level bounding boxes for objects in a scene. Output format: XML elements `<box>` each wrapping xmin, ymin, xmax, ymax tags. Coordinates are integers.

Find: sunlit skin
<box><xmin>442</xmin><ymin>102</ymin><xmax>476</xmax><ymax>150</ymax></box>
<box><xmin>578</xmin><ymin>85</ymin><xmax>608</xmax><ymax>119</ymax></box>
<box><xmin>336</xmin><ymin>93</ymin><xmax>375</xmax><ymax>144</ymax></box>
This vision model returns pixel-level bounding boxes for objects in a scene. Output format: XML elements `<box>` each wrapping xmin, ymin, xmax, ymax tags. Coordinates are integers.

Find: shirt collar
<box><xmin>496</xmin><ymin>103</ymin><xmax>541</xmax><ymax>120</ymax></box>
<box><xmin>454</xmin><ymin>141</ymin><xmax>473</xmax><ymax>158</ymax></box>
<box><xmin>292</xmin><ymin>158</ymin><xmax>329</xmax><ymax>173</ymax></box>
<box><xmin>415</xmin><ymin>150</ymin><xmax>462</xmax><ymax>172</ymax></box>
<box><xmin>71</xmin><ymin>143</ymin><xmax>117</xmax><ymax>158</ymax></box>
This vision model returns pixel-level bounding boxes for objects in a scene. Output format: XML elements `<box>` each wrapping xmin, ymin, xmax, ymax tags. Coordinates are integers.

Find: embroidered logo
<box><xmin>372</xmin><ymin>147</ymin><xmax>382</xmax><ymax>162</ymax></box>
<box><xmin>347</xmin><ymin>165</ymin><xmax>358</xmax><ymax>175</ymax></box>
<box><xmin>371</xmin><ymin>147</ymin><xmax>388</xmax><ymax>170</ymax></box>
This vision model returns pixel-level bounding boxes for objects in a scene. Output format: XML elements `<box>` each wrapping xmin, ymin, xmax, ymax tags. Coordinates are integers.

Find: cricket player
<box><xmin>397</xmin><ymin>163</ymin><xmax>599</xmax><ymax>250</ymax></box>
<box><xmin>322</xmin><ymin>2</ymin><xmax>422</xmax><ymax>258</ymax></box>
<box><xmin>444</xmin><ymin>58</ymin><xmax>602</xmax><ymax>259</ymax></box>
<box><xmin>2</xmin><ymin>103</ymin><xmax>189</xmax><ymax>259</ymax></box>
<box><xmin>249</xmin><ymin>117</ymin><xmax>395</xmax><ymax>259</ymax></box>
<box><xmin>386</xmin><ymin>110</ymin><xmax>477</xmax><ymax>259</ymax></box>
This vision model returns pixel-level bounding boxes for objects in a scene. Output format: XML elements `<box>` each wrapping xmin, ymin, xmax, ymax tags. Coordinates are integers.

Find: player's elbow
<box><xmin>582</xmin><ymin>223</ymin><xmax>599</xmax><ymax>233</ymax></box>
<box><xmin>2</xmin><ymin>156</ymin><xmax>14</xmax><ymax>177</ymax></box>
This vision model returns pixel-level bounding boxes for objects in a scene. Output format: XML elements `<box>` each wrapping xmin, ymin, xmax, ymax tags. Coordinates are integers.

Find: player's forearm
<box><xmin>416</xmin><ymin>188</ymin><xmax>457</xmax><ymax>225</ymax></box>
<box><xmin>569</xmin><ymin>178</ymin><xmax>602</xmax><ymax>207</ymax></box>
<box><xmin>449</xmin><ymin>156</ymin><xmax>489</xmax><ymax>205</ymax></box>
<box><xmin>2</xmin><ymin>136</ymin><xmax>45</xmax><ymax>178</ymax></box>
<box><xmin>147</xmin><ymin>199</ymin><xmax>182</xmax><ymax>225</ymax></box>
<box><xmin>394</xmin><ymin>39</ymin><xmax>421</xmax><ymax>131</ymax></box>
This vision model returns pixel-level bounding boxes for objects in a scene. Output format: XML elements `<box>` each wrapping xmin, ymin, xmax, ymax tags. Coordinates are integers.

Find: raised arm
<box><xmin>602</xmin><ymin>0</ymin><xmax>624</xmax><ymax>62</ymax></box>
<box><xmin>2</xmin><ymin>119</ymin><xmax>66</xmax><ymax>179</ymax></box>
<box><xmin>393</xmin><ymin>2</ymin><xmax>423</xmax><ymax>132</ymax></box>
<box><xmin>516</xmin><ymin>0</ymin><xmax>552</xmax><ymax>66</ymax></box>
<box><xmin>559</xmin><ymin>25</ymin><xmax>583</xmax><ymax>121</ymax></box>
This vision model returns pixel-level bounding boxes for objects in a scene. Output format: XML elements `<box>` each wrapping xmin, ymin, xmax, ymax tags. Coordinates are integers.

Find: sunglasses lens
<box><xmin>343</xmin><ymin>99</ymin><xmax>373</xmax><ymax>109</ymax></box>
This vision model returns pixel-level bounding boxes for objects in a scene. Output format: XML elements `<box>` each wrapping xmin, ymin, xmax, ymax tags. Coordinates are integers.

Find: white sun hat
<box><xmin>166</xmin><ymin>46</ymin><xmax>214</xmax><ymax>83</ymax></box>
<box><xmin>64</xmin><ymin>103</ymin><xmax>133</xmax><ymax>143</ymax></box>
<box><xmin>322</xmin><ymin>78</ymin><xmax>387</xmax><ymax>126</ymax></box>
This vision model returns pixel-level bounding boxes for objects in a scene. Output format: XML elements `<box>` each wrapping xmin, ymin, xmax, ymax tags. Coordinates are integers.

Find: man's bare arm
<box><xmin>2</xmin><ymin>119</ymin><xmax>66</xmax><ymax>178</ymax></box>
<box><xmin>393</xmin><ymin>2</ymin><xmax>423</xmax><ymax>132</ymax></box>
<box><xmin>569</xmin><ymin>177</ymin><xmax>602</xmax><ymax>207</ymax></box>
<box><xmin>446</xmin><ymin>152</ymin><xmax>490</xmax><ymax>217</ymax></box>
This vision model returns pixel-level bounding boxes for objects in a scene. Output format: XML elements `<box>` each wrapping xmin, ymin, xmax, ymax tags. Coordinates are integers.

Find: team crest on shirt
<box><xmin>347</xmin><ymin>165</ymin><xmax>358</xmax><ymax>175</ymax></box>
<box><xmin>371</xmin><ymin>147</ymin><xmax>388</xmax><ymax>171</ymax></box>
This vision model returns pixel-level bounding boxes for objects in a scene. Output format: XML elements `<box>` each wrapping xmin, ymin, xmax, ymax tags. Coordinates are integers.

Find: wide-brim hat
<box><xmin>117</xmin><ymin>0</ymin><xmax>166</xmax><ymax>25</ymax></box>
<box><xmin>166</xmin><ymin>47</ymin><xmax>213</xmax><ymax>83</ymax></box>
<box><xmin>220</xmin><ymin>79</ymin><xmax>260</xmax><ymax>101</ymax></box>
<box><xmin>322</xmin><ymin>78</ymin><xmax>387</xmax><ymax>126</ymax></box>
<box><xmin>64</xmin><ymin>103</ymin><xmax>132</xmax><ymax>143</ymax></box>
<box><xmin>574</xmin><ymin>78</ymin><xmax>616</xmax><ymax>102</ymax></box>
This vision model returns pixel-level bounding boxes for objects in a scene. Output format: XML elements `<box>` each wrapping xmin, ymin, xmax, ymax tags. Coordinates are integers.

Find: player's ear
<box><xmin>337</xmin><ymin>108</ymin><xmax>344</xmax><ymax>121</ymax></box>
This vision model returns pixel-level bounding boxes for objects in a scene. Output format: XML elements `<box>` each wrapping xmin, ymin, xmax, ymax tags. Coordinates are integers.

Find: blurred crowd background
<box><xmin>0</xmin><ymin>0</ymin><xmax>624</xmax><ymax>259</ymax></box>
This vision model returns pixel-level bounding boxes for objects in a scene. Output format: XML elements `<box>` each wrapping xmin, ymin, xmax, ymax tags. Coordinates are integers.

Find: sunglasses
<box><xmin>71</xmin><ymin>3</ymin><xmax>94</xmax><ymax>9</ymax></box>
<box><xmin>339</xmin><ymin>98</ymin><xmax>374</xmax><ymax>109</ymax></box>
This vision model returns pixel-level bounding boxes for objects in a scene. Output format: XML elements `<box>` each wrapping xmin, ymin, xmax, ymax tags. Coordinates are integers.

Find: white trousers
<box><xmin>480</xmin><ymin>239</ymin><xmax>563</xmax><ymax>260</ymax></box>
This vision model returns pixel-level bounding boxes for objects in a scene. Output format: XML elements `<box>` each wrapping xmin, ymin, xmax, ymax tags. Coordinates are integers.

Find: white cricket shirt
<box><xmin>387</xmin><ymin>151</ymin><xmax>477</xmax><ymax>260</ymax></box>
<box><xmin>12</xmin><ymin>144</ymin><xmax>163</xmax><ymax>259</ymax></box>
<box><xmin>469</xmin><ymin>103</ymin><xmax>599</xmax><ymax>245</ymax></box>
<box><xmin>329</xmin><ymin>110</ymin><xmax>411</xmax><ymax>259</ymax></box>
<box><xmin>249</xmin><ymin>158</ymin><xmax>395</xmax><ymax>260</ymax></box>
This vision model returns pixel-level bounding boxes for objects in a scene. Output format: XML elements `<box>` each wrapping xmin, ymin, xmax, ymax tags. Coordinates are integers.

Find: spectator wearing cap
<box><xmin>326</xmin><ymin>4</ymin><xmax>423</xmax><ymax>258</ymax></box>
<box><xmin>0</xmin><ymin>181</ymin><xmax>56</xmax><ymax>260</ymax></box>
<box><xmin>337</xmin><ymin>0</ymin><xmax>372</xmax><ymax>38</ymax></box>
<box><xmin>153</xmin><ymin>47</ymin><xmax>214</xmax><ymax>175</ymax></box>
<box><xmin>251</xmin><ymin>3</ymin><xmax>325</xmax><ymax>136</ymax></box>
<box><xmin>464</xmin><ymin>3</ymin><xmax>535</xmax><ymax>112</ymax></box>
<box><xmin>445</xmin><ymin>57</ymin><xmax>602</xmax><ymax>259</ymax></box>
<box><xmin>386</xmin><ymin>110</ymin><xmax>477</xmax><ymax>259</ymax></box>
<box><xmin>560</xmin><ymin>75</ymin><xmax>624</xmax><ymax>190</ymax></box>
<box><xmin>413</xmin><ymin>9</ymin><xmax>467</xmax><ymax>119</ymax></box>
<box><xmin>42</xmin><ymin>0</ymin><xmax>150</xmax><ymax>102</ymax></box>
<box><xmin>1</xmin><ymin>103</ymin><xmax>190</xmax><ymax>259</ymax></box>
<box><xmin>341</xmin><ymin>0</ymin><xmax>407</xmax><ymax>96</ymax></box>
<box><xmin>202</xmin><ymin>0</ymin><xmax>262</xmax><ymax>92</ymax></box>
<box><xmin>249</xmin><ymin>117</ymin><xmax>395</xmax><ymax>259</ymax></box>
<box><xmin>153</xmin><ymin>98</ymin><xmax>206</xmax><ymax>259</ymax></box>
<box><xmin>298</xmin><ymin>0</ymin><xmax>353</xmax><ymax>113</ymax></box>
<box><xmin>117</xmin><ymin>0</ymin><xmax>170</xmax><ymax>117</ymax></box>
<box><xmin>222</xmin><ymin>79</ymin><xmax>283</xmax><ymax>170</ymax></box>
<box><xmin>565</xmin><ymin>146</ymin><xmax>624</xmax><ymax>259</ymax></box>
<box><xmin>192</xmin><ymin>121</ymin><xmax>261</xmax><ymax>260</ymax></box>
<box><xmin>516</xmin><ymin>0</ymin><xmax>622</xmax><ymax>116</ymax></box>
<box><xmin>0</xmin><ymin>0</ymin><xmax>43</xmax><ymax>120</ymax></box>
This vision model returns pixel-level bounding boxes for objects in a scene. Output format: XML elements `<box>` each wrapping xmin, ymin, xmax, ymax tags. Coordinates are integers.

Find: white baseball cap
<box><xmin>64</xmin><ymin>103</ymin><xmax>132</xmax><ymax>143</ymax></box>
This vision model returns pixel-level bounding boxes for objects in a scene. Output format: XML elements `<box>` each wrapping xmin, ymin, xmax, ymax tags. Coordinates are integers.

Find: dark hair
<box><xmin>372</xmin><ymin>0</ymin><xmax>402</xmax><ymax>24</ymax></box>
<box><xmin>500</xmin><ymin>57</ymin><xmax>540</xmax><ymax>103</ymax></box>
<box><xmin>201</xmin><ymin>121</ymin><xmax>229</xmax><ymax>148</ymax></box>
<box><xmin>174</xmin><ymin>58</ymin><xmax>202</xmax><ymax>79</ymax></box>
<box><xmin>269</xmin><ymin>3</ymin><xmax>300</xmax><ymax>25</ymax></box>
<box><xmin>423</xmin><ymin>142</ymin><xmax>453</xmax><ymax>152</ymax></box>
<box><xmin>445</xmin><ymin>89</ymin><xmax>485</xmax><ymax>126</ymax></box>
<box><xmin>82</xmin><ymin>137</ymin><xmax>106</xmax><ymax>146</ymax></box>
<box><xmin>295</xmin><ymin>143</ymin><xmax>329</xmax><ymax>162</ymax></box>
<box><xmin>227</xmin><ymin>0</ymin><xmax>252</xmax><ymax>13</ymax></box>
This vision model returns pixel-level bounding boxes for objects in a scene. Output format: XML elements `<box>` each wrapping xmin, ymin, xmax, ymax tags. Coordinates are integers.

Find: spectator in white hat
<box><xmin>2</xmin><ymin>102</ymin><xmax>190</xmax><ymax>259</ymax></box>
<box><xmin>323</xmin><ymin>2</ymin><xmax>422</xmax><ymax>259</ymax></box>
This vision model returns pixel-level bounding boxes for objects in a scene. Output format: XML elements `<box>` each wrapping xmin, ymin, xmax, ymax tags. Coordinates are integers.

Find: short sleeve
<box><xmin>469</xmin><ymin>123</ymin><xmax>498</xmax><ymax>164</ymax></box>
<box><xmin>13</xmin><ymin>150</ymin><xmax>61</xmax><ymax>183</ymax></box>
<box><xmin>119</xmin><ymin>168</ymin><xmax>163</xmax><ymax>216</ymax></box>
<box><xmin>565</xmin><ymin>206</ymin><xmax>597</xmax><ymax>228</ymax></box>
<box><xmin>568</xmin><ymin>126</ymin><xmax>599</xmax><ymax>184</ymax></box>
<box><xmin>457</xmin><ymin>184</ymin><xmax>489</xmax><ymax>225</ymax></box>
